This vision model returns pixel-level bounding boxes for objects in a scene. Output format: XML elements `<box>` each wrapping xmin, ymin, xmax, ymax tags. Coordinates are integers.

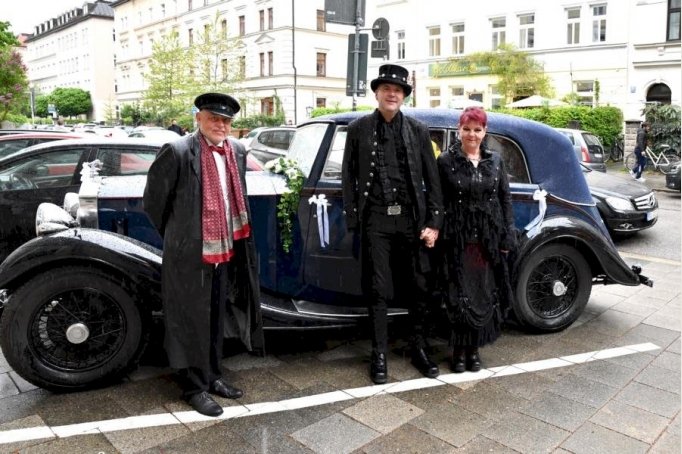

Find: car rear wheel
<box><xmin>0</xmin><ymin>266</ymin><xmax>147</xmax><ymax>392</ymax></box>
<box><xmin>659</xmin><ymin>151</ymin><xmax>680</xmax><ymax>175</ymax></box>
<box><xmin>514</xmin><ymin>244</ymin><xmax>591</xmax><ymax>332</ymax></box>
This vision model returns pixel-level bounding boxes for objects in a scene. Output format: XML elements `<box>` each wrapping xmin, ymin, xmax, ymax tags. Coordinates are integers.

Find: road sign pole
<box><xmin>351</xmin><ymin>0</ymin><xmax>362</xmax><ymax>111</ymax></box>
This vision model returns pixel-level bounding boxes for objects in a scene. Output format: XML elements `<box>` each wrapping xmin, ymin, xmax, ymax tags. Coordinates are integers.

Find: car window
<box><xmin>430</xmin><ymin>129</ymin><xmax>445</xmax><ymax>157</ymax></box>
<box><xmin>287</xmin><ymin>123</ymin><xmax>329</xmax><ymax>178</ymax></box>
<box><xmin>0</xmin><ymin>148</ymin><xmax>85</xmax><ymax>190</ymax></box>
<box><xmin>0</xmin><ymin>139</ymin><xmax>33</xmax><ymax>159</ymax></box>
<box><xmin>582</xmin><ymin>133</ymin><xmax>602</xmax><ymax>147</ymax></box>
<box><xmin>558</xmin><ymin>131</ymin><xmax>576</xmax><ymax>145</ymax></box>
<box><xmin>321</xmin><ymin>126</ymin><xmax>347</xmax><ymax>180</ymax></box>
<box><xmin>96</xmin><ymin>148</ymin><xmax>157</xmax><ymax>176</ymax></box>
<box><xmin>257</xmin><ymin>130</ymin><xmax>293</xmax><ymax>150</ymax></box>
<box><xmin>486</xmin><ymin>134</ymin><xmax>530</xmax><ymax>184</ymax></box>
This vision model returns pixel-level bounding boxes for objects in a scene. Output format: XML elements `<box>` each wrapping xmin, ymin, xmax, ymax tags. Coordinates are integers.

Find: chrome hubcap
<box><xmin>65</xmin><ymin>323</ymin><xmax>90</xmax><ymax>344</ymax></box>
<box><xmin>552</xmin><ymin>280</ymin><xmax>567</xmax><ymax>296</ymax></box>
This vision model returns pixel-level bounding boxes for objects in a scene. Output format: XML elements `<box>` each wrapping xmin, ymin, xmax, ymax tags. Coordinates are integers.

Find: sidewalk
<box><xmin>605</xmin><ymin>160</ymin><xmax>676</xmax><ymax>194</ymax></box>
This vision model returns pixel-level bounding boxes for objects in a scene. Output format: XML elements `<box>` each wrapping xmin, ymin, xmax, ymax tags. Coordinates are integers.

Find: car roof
<box><xmin>0</xmin><ymin>132</ymin><xmax>86</xmax><ymax>141</ymax></box>
<box><xmin>306</xmin><ymin>108</ymin><xmax>592</xmax><ymax>205</ymax></box>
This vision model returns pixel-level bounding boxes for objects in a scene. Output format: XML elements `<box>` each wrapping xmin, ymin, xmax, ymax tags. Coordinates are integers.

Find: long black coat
<box><xmin>143</xmin><ymin>133</ymin><xmax>264</xmax><ymax>371</ymax></box>
<box><xmin>341</xmin><ymin>110</ymin><xmax>444</xmax><ymax>275</ymax></box>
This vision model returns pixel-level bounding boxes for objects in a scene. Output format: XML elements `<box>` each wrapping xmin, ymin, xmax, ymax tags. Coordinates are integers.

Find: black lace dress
<box><xmin>436</xmin><ymin>145</ymin><xmax>517</xmax><ymax>347</ymax></box>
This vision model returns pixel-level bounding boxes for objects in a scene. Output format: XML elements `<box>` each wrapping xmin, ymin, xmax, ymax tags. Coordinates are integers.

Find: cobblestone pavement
<box><xmin>0</xmin><ymin>162</ymin><xmax>679</xmax><ymax>453</ymax></box>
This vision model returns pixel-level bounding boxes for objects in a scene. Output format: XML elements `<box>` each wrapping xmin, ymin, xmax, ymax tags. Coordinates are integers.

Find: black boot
<box><xmin>370</xmin><ymin>351</ymin><xmax>388</xmax><ymax>384</ymax></box>
<box><xmin>411</xmin><ymin>347</ymin><xmax>439</xmax><ymax>378</ymax></box>
<box><xmin>450</xmin><ymin>346</ymin><xmax>466</xmax><ymax>373</ymax></box>
<box><xmin>466</xmin><ymin>347</ymin><xmax>481</xmax><ymax>372</ymax></box>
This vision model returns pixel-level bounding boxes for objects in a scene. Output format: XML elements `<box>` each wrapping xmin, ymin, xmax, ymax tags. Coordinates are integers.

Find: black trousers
<box><xmin>364</xmin><ymin>210</ymin><xmax>429</xmax><ymax>353</ymax></box>
<box><xmin>178</xmin><ymin>261</ymin><xmax>236</xmax><ymax>398</ymax></box>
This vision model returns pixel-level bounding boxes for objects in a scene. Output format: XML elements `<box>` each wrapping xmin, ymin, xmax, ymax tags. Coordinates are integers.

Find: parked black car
<box><xmin>582</xmin><ymin>165</ymin><xmax>658</xmax><ymax>237</ymax></box>
<box><xmin>0</xmin><ymin>132</ymin><xmax>87</xmax><ymax>159</ymax></box>
<box><xmin>0</xmin><ymin>109</ymin><xmax>652</xmax><ymax>391</ymax></box>
<box><xmin>0</xmin><ymin>138</ymin><xmax>162</xmax><ymax>263</ymax></box>
<box><xmin>666</xmin><ymin>162</ymin><xmax>681</xmax><ymax>191</ymax></box>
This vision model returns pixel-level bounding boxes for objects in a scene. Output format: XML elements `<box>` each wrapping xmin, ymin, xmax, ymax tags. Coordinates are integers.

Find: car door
<box><xmin>0</xmin><ymin>146</ymin><xmax>91</xmax><ymax>262</ymax></box>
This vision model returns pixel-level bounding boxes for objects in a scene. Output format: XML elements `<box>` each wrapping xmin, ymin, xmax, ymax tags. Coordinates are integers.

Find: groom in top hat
<box><xmin>342</xmin><ymin>64</ymin><xmax>444</xmax><ymax>384</ymax></box>
<box><xmin>144</xmin><ymin>93</ymin><xmax>264</xmax><ymax>416</ymax></box>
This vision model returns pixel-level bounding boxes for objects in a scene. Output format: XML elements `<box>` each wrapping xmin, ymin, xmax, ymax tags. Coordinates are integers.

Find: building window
<box><xmin>429</xmin><ymin>87</ymin><xmax>441</xmax><ymax>108</ymax></box>
<box><xmin>428</xmin><ymin>26</ymin><xmax>441</xmax><ymax>57</ymax></box>
<box><xmin>317</xmin><ymin>10</ymin><xmax>325</xmax><ymax>31</ymax></box>
<box><xmin>239</xmin><ymin>56</ymin><xmax>245</xmax><ymax>78</ymax></box>
<box><xmin>268</xmin><ymin>51</ymin><xmax>273</xmax><ymax>76</ymax></box>
<box><xmin>259</xmin><ymin>52</ymin><xmax>265</xmax><ymax>76</ymax></box>
<box><xmin>268</xmin><ymin>7</ymin><xmax>273</xmax><ymax>29</ymax></box>
<box><xmin>566</xmin><ymin>7</ymin><xmax>580</xmax><ymax>44</ymax></box>
<box><xmin>490</xmin><ymin>85</ymin><xmax>503</xmax><ymax>109</ymax></box>
<box><xmin>259</xmin><ymin>10</ymin><xmax>265</xmax><ymax>31</ymax></box>
<box><xmin>316</xmin><ymin>52</ymin><xmax>326</xmax><ymax>76</ymax></box>
<box><xmin>396</xmin><ymin>30</ymin><xmax>406</xmax><ymax>59</ymax></box>
<box><xmin>221</xmin><ymin>19</ymin><xmax>227</xmax><ymax>40</ymax></box>
<box><xmin>239</xmin><ymin>15</ymin><xmax>245</xmax><ymax>36</ymax></box>
<box><xmin>491</xmin><ymin>17</ymin><xmax>506</xmax><ymax>50</ymax></box>
<box><xmin>575</xmin><ymin>80</ymin><xmax>594</xmax><ymax>106</ymax></box>
<box><xmin>451</xmin><ymin>86</ymin><xmax>464</xmax><ymax>97</ymax></box>
<box><xmin>161</xmin><ymin>4</ymin><xmax>166</xmax><ymax>17</ymax></box>
<box><xmin>204</xmin><ymin>24</ymin><xmax>210</xmax><ymax>41</ymax></box>
<box><xmin>221</xmin><ymin>59</ymin><xmax>228</xmax><ymax>81</ymax></box>
<box><xmin>668</xmin><ymin>0</ymin><xmax>681</xmax><ymax>41</ymax></box>
<box><xmin>316</xmin><ymin>97</ymin><xmax>326</xmax><ymax>108</ymax></box>
<box><xmin>188</xmin><ymin>28</ymin><xmax>193</xmax><ymax>45</ymax></box>
<box><xmin>451</xmin><ymin>23</ymin><xmax>464</xmax><ymax>55</ymax></box>
<box><xmin>518</xmin><ymin>14</ymin><xmax>534</xmax><ymax>49</ymax></box>
<box><xmin>261</xmin><ymin>97</ymin><xmax>274</xmax><ymax>115</ymax></box>
<box><xmin>188</xmin><ymin>0</ymin><xmax>192</xmax><ymax>11</ymax></box>
<box><xmin>592</xmin><ymin>4</ymin><xmax>607</xmax><ymax>42</ymax></box>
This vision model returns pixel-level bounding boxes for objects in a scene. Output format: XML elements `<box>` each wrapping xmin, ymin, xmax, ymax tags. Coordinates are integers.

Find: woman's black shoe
<box><xmin>450</xmin><ymin>348</ymin><xmax>466</xmax><ymax>373</ymax></box>
<box><xmin>411</xmin><ymin>347</ymin><xmax>439</xmax><ymax>378</ymax></box>
<box><xmin>466</xmin><ymin>348</ymin><xmax>481</xmax><ymax>372</ymax></box>
<box><xmin>370</xmin><ymin>351</ymin><xmax>388</xmax><ymax>384</ymax></box>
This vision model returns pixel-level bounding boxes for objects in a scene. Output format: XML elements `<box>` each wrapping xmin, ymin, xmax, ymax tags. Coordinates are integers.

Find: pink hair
<box><xmin>459</xmin><ymin>107</ymin><xmax>487</xmax><ymax>127</ymax></box>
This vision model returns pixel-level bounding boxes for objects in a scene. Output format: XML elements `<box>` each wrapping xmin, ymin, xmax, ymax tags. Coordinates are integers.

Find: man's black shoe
<box><xmin>187</xmin><ymin>392</ymin><xmax>223</xmax><ymax>417</ymax></box>
<box><xmin>370</xmin><ymin>352</ymin><xmax>388</xmax><ymax>384</ymax></box>
<box><xmin>411</xmin><ymin>347</ymin><xmax>439</xmax><ymax>378</ymax></box>
<box><xmin>450</xmin><ymin>348</ymin><xmax>466</xmax><ymax>373</ymax></box>
<box><xmin>209</xmin><ymin>379</ymin><xmax>244</xmax><ymax>399</ymax></box>
<box><xmin>466</xmin><ymin>349</ymin><xmax>482</xmax><ymax>372</ymax></box>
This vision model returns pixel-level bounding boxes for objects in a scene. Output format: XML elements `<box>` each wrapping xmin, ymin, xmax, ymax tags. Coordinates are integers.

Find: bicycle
<box><xmin>624</xmin><ymin>143</ymin><xmax>680</xmax><ymax>175</ymax></box>
<box><xmin>607</xmin><ymin>136</ymin><xmax>624</xmax><ymax>162</ymax></box>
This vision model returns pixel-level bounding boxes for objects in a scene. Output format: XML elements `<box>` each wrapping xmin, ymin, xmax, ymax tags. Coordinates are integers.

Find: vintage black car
<box><xmin>0</xmin><ymin>109</ymin><xmax>652</xmax><ymax>391</ymax></box>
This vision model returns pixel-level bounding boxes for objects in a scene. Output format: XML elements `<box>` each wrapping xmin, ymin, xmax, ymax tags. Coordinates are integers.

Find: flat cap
<box><xmin>194</xmin><ymin>92</ymin><xmax>240</xmax><ymax>118</ymax></box>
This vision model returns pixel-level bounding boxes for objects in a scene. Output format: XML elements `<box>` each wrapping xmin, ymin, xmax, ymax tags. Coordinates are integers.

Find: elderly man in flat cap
<box><xmin>144</xmin><ymin>93</ymin><xmax>264</xmax><ymax>417</ymax></box>
<box><xmin>342</xmin><ymin>64</ymin><xmax>443</xmax><ymax>384</ymax></box>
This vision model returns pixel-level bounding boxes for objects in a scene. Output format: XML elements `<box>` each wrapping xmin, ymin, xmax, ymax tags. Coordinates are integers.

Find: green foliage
<box><xmin>0</xmin><ymin>21</ymin><xmax>19</xmax><ymax>48</ymax></box>
<box><xmin>449</xmin><ymin>43</ymin><xmax>553</xmax><ymax>104</ymax></box>
<box><xmin>495</xmin><ymin>106</ymin><xmax>623</xmax><ymax>147</ymax></box>
<box><xmin>233</xmin><ymin>113</ymin><xmax>285</xmax><ymax>129</ymax></box>
<box><xmin>311</xmin><ymin>105</ymin><xmax>373</xmax><ymax>118</ymax></box>
<box><xmin>643</xmin><ymin>104</ymin><xmax>681</xmax><ymax>151</ymax></box>
<box><xmin>50</xmin><ymin>87</ymin><xmax>92</xmax><ymax>117</ymax></box>
<box><xmin>0</xmin><ymin>47</ymin><xmax>28</xmax><ymax>121</ymax></box>
<box><xmin>264</xmin><ymin>157</ymin><xmax>304</xmax><ymax>253</ymax></box>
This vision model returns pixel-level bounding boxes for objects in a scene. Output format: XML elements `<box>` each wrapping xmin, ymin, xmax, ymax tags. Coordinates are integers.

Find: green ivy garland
<box><xmin>265</xmin><ymin>157</ymin><xmax>304</xmax><ymax>253</ymax></box>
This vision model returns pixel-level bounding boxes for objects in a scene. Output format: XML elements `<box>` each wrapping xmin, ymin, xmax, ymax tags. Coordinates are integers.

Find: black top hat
<box><xmin>194</xmin><ymin>92</ymin><xmax>240</xmax><ymax>119</ymax></box>
<box><xmin>370</xmin><ymin>64</ymin><xmax>412</xmax><ymax>97</ymax></box>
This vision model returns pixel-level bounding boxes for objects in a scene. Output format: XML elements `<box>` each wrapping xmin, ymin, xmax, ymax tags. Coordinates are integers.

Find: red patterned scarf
<box><xmin>200</xmin><ymin>135</ymin><xmax>251</xmax><ymax>263</ymax></box>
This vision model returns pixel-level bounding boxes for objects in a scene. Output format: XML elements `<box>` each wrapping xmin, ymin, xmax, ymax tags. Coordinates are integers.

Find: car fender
<box><xmin>515</xmin><ymin>214</ymin><xmax>641</xmax><ymax>286</ymax></box>
<box><xmin>0</xmin><ymin>228</ymin><xmax>162</xmax><ymax>310</ymax></box>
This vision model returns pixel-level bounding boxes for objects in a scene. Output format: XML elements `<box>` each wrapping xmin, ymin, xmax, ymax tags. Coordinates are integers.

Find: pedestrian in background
<box><xmin>342</xmin><ymin>64</ymin><xmax>444</xmax><ymax>384</ymax></box>
<box><xmin>144</xmin><ymin>93</ymin><xmax>264</xmax><ymax>417</ymax></box>
<box><xmin>632</xmin><ymin>121</ymin><xmax>651</xmax><ymax>182</ymax></box>
<box><xmin>168</xmin><ymin>118</ymin><xmax>184</xmax><ymax>135</ymax></box>
<box><xmin>437</xmin><ymin>107</ymin><xmax>517</xmax><ymax>373</ymax></box>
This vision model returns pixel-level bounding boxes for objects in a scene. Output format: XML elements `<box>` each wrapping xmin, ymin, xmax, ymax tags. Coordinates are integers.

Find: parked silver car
<box><xmin>555</xmin><ymin>128</ymin><xmax>607</xmax><ymax>172</ymax></box>
<box><xmin>245</xmin><ymin>126</ymin><xmax>295</xmax><ymax>163</ymax></box>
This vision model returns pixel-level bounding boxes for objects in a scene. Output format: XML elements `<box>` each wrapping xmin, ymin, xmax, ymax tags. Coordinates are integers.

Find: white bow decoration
<box><xmin>308</xmin><ymin>194</ymin><xmax>330</xmax><ymax>248</ymax></box>
<box><xmin>524</xmin><ymin>189</ymin><xmax>548</xmax><ymax>237</ymax></box>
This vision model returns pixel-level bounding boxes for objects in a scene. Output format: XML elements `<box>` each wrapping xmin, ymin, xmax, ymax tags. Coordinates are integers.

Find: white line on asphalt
<box><xmin>619</xmin><ymin>251</ymin><xmax>681</xmax><ymax>266</ymax></box>
<box><xmin>0</xmin><ymin>342</ymin><xmax>660</xmax><ymax>445</ymax></box>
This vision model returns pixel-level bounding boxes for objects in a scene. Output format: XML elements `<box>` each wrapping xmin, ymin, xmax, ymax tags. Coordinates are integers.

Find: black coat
<box><xmin>342</xmin><ymin>109</ymin><xmax>444</xmax><ymax>274</ymax></box>
<box><xmin>143</xmin><ymin>133</ymin><xmax>264</xmax><ymax>371</ymax></box>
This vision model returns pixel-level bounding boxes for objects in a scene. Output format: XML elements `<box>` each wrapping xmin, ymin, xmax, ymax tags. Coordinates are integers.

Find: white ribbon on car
<box><xmin>308</xmin><ymin>194</ymin><xmax>330</xmax><ymax>248</ymax></box>
<box><xmin>524</xmin><ymin>189</ymin><xmax>548</xmax><ymax>237</ymax></box>
<box><xmin>80</xmin><ymin>159</ymin><xmax>102</xmax><ymax>182</ymax></box>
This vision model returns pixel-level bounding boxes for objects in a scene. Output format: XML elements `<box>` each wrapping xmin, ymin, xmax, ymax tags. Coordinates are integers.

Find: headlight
<box><xmin>605</xmin><ymin>196</ymin><xmax>634</xmax><ymax>211</ymax></box>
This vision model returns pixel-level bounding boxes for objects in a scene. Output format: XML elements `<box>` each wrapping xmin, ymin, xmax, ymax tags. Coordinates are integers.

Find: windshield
<box><xmin>287</xmin><ymin>123</ymin><xmax>329</xmax><ymax>178</ymax></box>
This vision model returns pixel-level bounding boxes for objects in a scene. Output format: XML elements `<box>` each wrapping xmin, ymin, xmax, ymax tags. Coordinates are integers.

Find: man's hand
<box><xmin>420</xmin><ymin>227</ymin><xmax>439</xmax><ymax>248</ymax></box>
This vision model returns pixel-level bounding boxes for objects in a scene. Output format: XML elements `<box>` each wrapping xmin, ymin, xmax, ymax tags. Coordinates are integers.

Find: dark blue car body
<box><xmin>0</xmin><ymin>109</ymin><xmax>651</xmax><ymax>391</ymax></box>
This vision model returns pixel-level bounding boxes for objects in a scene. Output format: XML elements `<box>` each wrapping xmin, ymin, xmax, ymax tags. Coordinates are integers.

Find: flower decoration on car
<box><xmin>265</xmin><ymin>157</ymin><xmax>304</xmax><ymax>253</ymax></box>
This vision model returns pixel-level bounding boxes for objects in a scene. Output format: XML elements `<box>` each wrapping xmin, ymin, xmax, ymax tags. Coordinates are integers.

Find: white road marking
<box><xmin>619</xmin><ymin>251</ymin><xmax>681</xmax><ymax>266</ymax></box>
<box><xmin>0</xmin><ymin>342</ymin><xmax>660</xmax><ymax>445</ymax></box>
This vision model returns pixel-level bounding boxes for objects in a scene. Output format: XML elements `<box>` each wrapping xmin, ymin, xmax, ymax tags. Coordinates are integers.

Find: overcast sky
<box><xmin>3</xmin><ymin>0</ymin><xmax>88</xmax><ymax>34</ymax></box>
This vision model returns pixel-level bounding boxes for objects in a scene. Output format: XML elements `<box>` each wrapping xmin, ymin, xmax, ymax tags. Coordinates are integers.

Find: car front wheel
<box><xmin>0</xmin><ymin>266</ymin><xmax>147</xmax><ymax>392</ymax></box>
<box><xmin>514</xmin><ymin>244</ymin><xmax>591</xmax><ymax>332</ymax></box>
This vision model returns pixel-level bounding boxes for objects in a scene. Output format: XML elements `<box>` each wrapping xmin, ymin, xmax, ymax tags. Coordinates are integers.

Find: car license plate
<box><xmin>594</xmin><ymin>153</ymin><xmax>602</xmax><ymax>159</ymax></box>
<box><xmin>647</xmin><ymin>209</ymin><xmax>658</xmax><ymax>221</ymax></box>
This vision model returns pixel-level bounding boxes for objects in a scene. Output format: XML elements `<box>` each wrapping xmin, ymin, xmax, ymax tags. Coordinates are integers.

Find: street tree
<box><xmin>143</xmin><ymin>31</ymin><xmax>196</xmax><ymax>123</ymax></box>
<box><xmin>0</xmin><ymin>47</ymin><xmax>28</xmax><ymax>122</ymax></box>
<box><xmin>449</xmin><ymin>43</ymin><xmax>553</xmax><ymax>105</ymax></box>
<box><xmin>0</xmin><ymin>21</ymin><xmax>19</xmax><ymax>49</ymax></box>
<box><xmin>192</xmin><ymin>11</ymin><xmax>245</xmax><ymax>97</ymax></box>
<box><xmin>50</xmin><ymin>87</ymin><xmax>93</xmax><ymax>117</ymax></box>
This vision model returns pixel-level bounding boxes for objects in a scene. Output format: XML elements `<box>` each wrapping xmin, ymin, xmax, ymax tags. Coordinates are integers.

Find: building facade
<box><xmin>23</xmin><ymin>1</ymin><xmax>116</xmax><ymax>122</ymax></box>
<box><xmin>367</xmin><ymin>0</ymin><xmax>680</xmax><ymax>120</ymax></box>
